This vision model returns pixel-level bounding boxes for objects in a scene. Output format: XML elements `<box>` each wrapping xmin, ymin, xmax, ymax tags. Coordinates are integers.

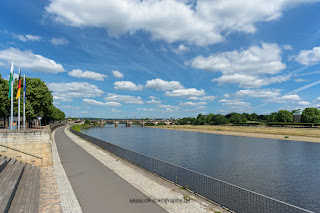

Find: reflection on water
<box><xmin>81</xmin><ymin>124</ymin><xmax>320</xmax><ymax>211</ymax></box>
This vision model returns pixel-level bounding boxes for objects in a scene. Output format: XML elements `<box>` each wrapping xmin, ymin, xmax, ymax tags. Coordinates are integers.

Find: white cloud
<box><xmin>195</xmin><ymin>106</ymin><xmax>207</xmax><ymax>110</ymax></box>
<box><xmin>283</xmin><ymin>44</ymin><xmax>293</xmax><ymax>50</ymax></box>
<box><xmin>0</xmin><ymin>48</ymin><xmax>65</xmax><ymax>73</ymax></box>
<box><xmin>268</xmin><ymin>94</ymin><xmax>301</xmax><ymax>103</ymax></box>
<box><xmin>191</xmin><ymin>43</ymin><xmax>289</xmax><ymax>88</ymax></box>
<box><xmin>46</xmin><ymin>0</ymin><xmax>319</xmax><ymax>46</ymax></box>
<box><xmin>192</xmin><ymin>43</ymin><xmax>285</xmax><ymax>75</ymax></box>
<box><xmin>235</xmin><ymin>89</ymin><xmax>281</xmax><ymax>98</ymax></box>
<box><xmin>146</xmin><ymin>99</ymin><xmax>161</xmax><ymax>104</ymax></box>
<box><xmin>295</xmin><ymin>46</ymin><xmax>320</xmax><ymax>65</ymax></box>
<box><xmin>111</xmin><ymin>108</ymin><xmax>122</xmax><ymax>112</ymax></box>
<box><xmin>165</xmin><ymin>88</ymin><xmax>205</xmax><ymax>97</ymax></box>
<box><xmin>224</xmin><ymin>94</ymin><xmax>230</xmax><ymax>98</ymax></box>
<box><xmin>317</xmin><ymin>97</ymin><xmax>320</xmax><ymax>101</ymax></box>
<box><xmin>112</xmin><ymin>70</ymin><xmax>124</xmax><ymax>78</ymax></box>
<box><xmin>68</xmin><ymin>69</ymin><xmax>108</xmax><ymax>81</ymax></box>
<box><xmin>180</xmin><ymin>101</ymin><xmax>207</xmax><ymax>106</ymax></box>
<box><xmin>83</xmin><ymin>98</ymin><xmax>122</xmax><ymax>107</ymax></box>
<box><xmin>294</xmin><ymin>78</ymin><xmax>307</xmax><ymax>82</ymax></box>
<box><xmin>14</xmin><ymin>34</ymin><xmax>42</xmax><ymax>42</ymax></box>
<box><xmin>145</xmin><ymin>79</ymin><xmax>184</xmax><ymax>91</ymax></box>
<box><xmin>137</xmin><ymin>108</ymin><xmax>157</xmax><ymax>111</ymax></box>
<box><xmin>48</xmin><ymin>82</ymin><xmax>104</xmax><ymax>101</ymax></box>
<box><xmin>282</xmin><ymin>94</ymin><xmax>301</xmax><ymax>101</ymax></box>
<box><xmin>158</xmin><ymin>104</ymin><xmax>180</xmax><ymax>111</ymax></box>
<box><xmin>114</xmin><ymin>81</ymin><xmax>142</xmax><ymax>91</ymax></box>
<box><xmin>219</xmin><ymin>99</ymin><xmax>251</xmax><ymax>108</ymax></box>
<box><xmin>149</xmin><ymin>96</ymin><xmax>160</xmax><ymax>99</ymax></box>
<box><xmin>298</xmin><ymin>101</ymin><xmax>310</xmax><ymax>106</ymax></box>
<box><xmin>60</xmin><ymin>105</ymin><xmax>81</xmax><ymax>110</ymax></box>
<box><xmin>50</xmin><ymin>37</ymin><xmax>69</xmax><ymax>46</ymax></box>
<box><xmin>212</xmin><ymin>74</ymin><xmax>290</xmax><ymax>88</ymax></box>
<box><xmin>173</xmin><ymin>44</ymin><xmax>189</xmax><ymax>54</ymax></box>
<box><xmin>188</xmin><ymin>96</ymin><xmax>215</xmax><ymax>101</ymax></box>
<box><xmin>104</xmin><ymin>93</ymin><xmax>143</xmax><ymax>104</ymax></box>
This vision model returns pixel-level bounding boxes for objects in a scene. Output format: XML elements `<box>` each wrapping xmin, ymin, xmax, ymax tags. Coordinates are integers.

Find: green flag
<box><xmin>8</xmin><ymin>61</ymin><xmax>14</xmax><ymax>99</ymax></box>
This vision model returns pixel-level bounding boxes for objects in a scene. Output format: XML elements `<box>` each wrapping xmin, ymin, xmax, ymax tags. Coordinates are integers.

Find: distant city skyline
<box><xmin>1</xmin><ymin>0</ymin><xmax>320</xmax><ymax>118</ymax></box>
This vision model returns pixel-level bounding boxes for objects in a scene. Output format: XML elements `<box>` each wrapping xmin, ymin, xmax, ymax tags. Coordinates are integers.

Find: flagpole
<box><xmin>18</xmin><ymin>68</ymin><xmax>21</xmax><ymax>130</ymax></box>
<box><xmin>23</xmin><ymin>74</ymin><xmax>26</xmax><ymax>130</ymax></box>
<box><xmin>10</xmin><ymin>75</ymin><xmax>13</xmax><ymax>130</ymax></box>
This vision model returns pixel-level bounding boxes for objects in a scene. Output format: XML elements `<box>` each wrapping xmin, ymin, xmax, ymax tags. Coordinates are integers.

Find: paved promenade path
<box><xmin>55</xmin><ymin>126</ymin><xmax>167</xmax><ymax>213</ymax></box>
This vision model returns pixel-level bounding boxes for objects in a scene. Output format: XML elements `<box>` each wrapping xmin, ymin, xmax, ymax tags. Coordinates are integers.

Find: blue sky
<box><xmin>1</xmin><ymin>0</ymin><xmax>320</xmax><ymax>118</ymax></box>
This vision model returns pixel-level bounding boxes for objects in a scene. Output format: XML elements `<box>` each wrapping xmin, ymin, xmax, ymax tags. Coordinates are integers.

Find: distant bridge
<box><xmin>89</xmin><ymin>119</ymin><xmax>176</xmax><ymax>127</ymax></box>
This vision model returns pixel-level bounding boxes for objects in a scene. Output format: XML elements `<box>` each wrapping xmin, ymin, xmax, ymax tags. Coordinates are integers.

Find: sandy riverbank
<box><xmin>150</xmin><ymin>125</ymin><xmax>320</xmax><ymax>143</ymax></box>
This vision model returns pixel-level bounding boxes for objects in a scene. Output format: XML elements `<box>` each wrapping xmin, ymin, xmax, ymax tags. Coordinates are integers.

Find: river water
<box><xmin>81</xmin><ymin>125</ymin><xmax>320</xmax><ymax>212</ymax></box>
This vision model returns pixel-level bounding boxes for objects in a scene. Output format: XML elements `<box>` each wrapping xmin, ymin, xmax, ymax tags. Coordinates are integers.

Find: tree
<box><xmin>229</xmin><ymin>113</ymin><xmax>247</xmax><ymax>124</ymax></box>
<box><xmin>0</xmin><ymin>74</ymin><xmax>10</xmax><ymax>126</ymax></box>
<box><xmin>213</xmin><ymin>114</ymin><xmax>229</xmax><ymax>125</ymax></box>
<box><xmin>276</xmin><ymin>110</ymin><xmax>293</xmax><ymax>123</ymax></box>
<box><xmin>301</xmin><ymin>108</ymin><xmax>320</xmax><ymax>123</ymax></box>
<box><xmin>196</xmin><ymin>114</ymin><xmax>206</xmax><ymax>125</ymax></box>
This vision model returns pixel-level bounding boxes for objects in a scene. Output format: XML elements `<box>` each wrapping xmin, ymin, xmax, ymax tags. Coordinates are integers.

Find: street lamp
<box><xmin>37</xmin><ymin>116</ymin><xmax>43</xmax><ymax>129</ymax></box>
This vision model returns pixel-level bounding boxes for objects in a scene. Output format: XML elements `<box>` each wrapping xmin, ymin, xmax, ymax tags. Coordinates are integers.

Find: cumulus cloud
<box><xmin>295</xmin><ymin>46</ymin><xmax>320</xmax><ymax>65</ymax></box>
<box><xmin>146</xmin><ymin>99</ymin><xmax>161</xmax><ymax>104</ymax></box>
<box><xmin>267</xmin><ymin>94</ymin><xmax>301</xmax><ymax>103</ymax></box>
<box><xmin>157</xmin><ymin>104</ymin><xmax>180</xmax><ymax>111</ymax></box>
<box><xmin>46</xmin><ymin>0</ymin><xmax>319</xmax><ymax>46</ymax></box>
<box><xmin>114</xmin><ymin>81</ymin><xmax>142</xmax><ymax>91</ymax></box>
<box><xmin>173</xmin><ymin>44</ymin><xmax>189</xmax><ymax>54</ymax></box>
<box><xmin>14</xmin><ymin>34</ymin><xmax>42</xmax><ymax>42</ymax></box>
<box><xmin>50</xmin><ymin>37</ymin><xmax>68</xmax><ymax>46</ymax></box>
<box><xmin>180</xmin><ymin>101</ymin><xmax>207</xmax><ymax>106</ymax></box>
<box><xmin>298</xmin><ymin>101</ymin><xmax>310</xmax><ymax>106</ymax></box>
<box><xmin>212</xmin><ymin>74</ymin><xmax>290</xmax><ymax>88</ymax></box>
<box><xmin>48</xmin><ymin>82</ymin><xmax>104</xmax><ymax>101</ymax></box>
<box><xmin>112</xmin><ymin>70</ymin><xmax>124</xmax><ymax>78</ymax></box>
<box><xmin>149</xmin><ymin>96</ymin><xmax>160</xmax><ymax>99</ymax></box>
<box><xmin>145</xmin><ymin>79</ymin><xmax>184</xmax><ymax>91</ymax></box>
<box><xmin>188</xmin><ymin>96</ymin><xmax>215</xmax><ymax>101</ymax></box>
<box><xmin>235</xmin><ymin>89</ymin><xmax>281</xmax><ymax>98</ymax></box>
<box><xmin>104</xmin><ymin>93</ymin><xmax>143</xmax><ymax>104</ymax></box>
<box><xmin>68</xmin><ymin>69</ymin><xmax>108</xmax><ymax>81</ymax></box>
<box><xmin>192</xmin><ymin>43</ymin><xmax>285</xmax><ymax>75</ymax></box>
<box><xmin>0</xmin><ymin>48</ymin><xmax>65</xmax><ymax>73</ymax></box>
<box><xmin>191</xmin><ymin>43</ymin><xmax>289</xmax><ymax>88</ymax></box>
<box><xmin>111</xmin><ymin>108</ymin><xmax>122</xmax><ymax>112</ymax></box>
<box><xmin>83</xmin><ymin>98</ymin><xmax>122</xmax><ymax>107</ymax></box>
<box><xmin>219</xmin><ymin>99</ymin><xmax>251</xmax><ymax>109</ymax></box>
<box><xmin>283</xmin><ymin>44</ymin><xmax>293</xmax><ymax>50</ymax></box>
<box><xmin>165</xmin><ymin>88</ymin><xmax>205</xmax><ymax>97</ymax></box>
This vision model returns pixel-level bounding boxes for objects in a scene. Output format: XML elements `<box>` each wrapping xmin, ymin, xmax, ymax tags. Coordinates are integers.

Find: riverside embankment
<box><xmin>80</xmin><ymin>125</ymin><xmax>320</xmax><ymax>212</ymax></box>
<box><xmin>151</xmin><ymin>125</ymin><xmax>320</xmax><ymax>143</ymax></box>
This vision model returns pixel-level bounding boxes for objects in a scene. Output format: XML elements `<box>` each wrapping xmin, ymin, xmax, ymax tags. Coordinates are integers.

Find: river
<box><xmin>81</xmin><ymin>125</ymin><xmax>320</xmax><ymax>212</ymax></box>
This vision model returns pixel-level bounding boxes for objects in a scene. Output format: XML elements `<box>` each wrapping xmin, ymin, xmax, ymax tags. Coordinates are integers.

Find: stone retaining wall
<box><xmin>0</xmin><ymin>126</ymin><xmax>52</xmax><ymax>166</ymax></box>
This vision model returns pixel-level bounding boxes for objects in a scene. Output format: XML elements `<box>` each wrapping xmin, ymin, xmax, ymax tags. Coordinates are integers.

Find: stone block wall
<box><xmin>0</xmin><ymin>127</ymin><xmax>52</xmax><ymax>166</ymax></box>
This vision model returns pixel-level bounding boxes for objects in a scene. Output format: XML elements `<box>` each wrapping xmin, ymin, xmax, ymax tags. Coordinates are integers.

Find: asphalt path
<box><xmin>55</xmin><ymin>126</ymin><xmax>167</xmax><ymax>213</ymax></box>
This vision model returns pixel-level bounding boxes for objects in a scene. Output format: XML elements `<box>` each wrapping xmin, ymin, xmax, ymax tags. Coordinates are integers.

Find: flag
<box><xmin>8</xmin><ymin>61</ymin><xmax>14</xmax><ymax>99</ymax></box>
<box><xmin>23</xmin><ymin>75</ymin><xmax>26</xmax><ymax>104</ymax></box>
<box><xmin>16</xmin><ymin>69</ymin><xmax>21</xmax><ymax>100</ymax></box>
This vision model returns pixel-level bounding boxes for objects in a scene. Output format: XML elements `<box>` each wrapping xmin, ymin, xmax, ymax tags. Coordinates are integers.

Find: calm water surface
<box><xmin>81</xmin><ymin>125</ymin><xmax>320</xmax><ymax>212</ymax></box>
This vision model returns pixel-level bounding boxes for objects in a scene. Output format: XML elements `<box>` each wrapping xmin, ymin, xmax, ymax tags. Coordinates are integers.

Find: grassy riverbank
<box><xmin>151</xmin><ymin>125</ymin><xmax>320</xmax><ymax>143</ymax></box>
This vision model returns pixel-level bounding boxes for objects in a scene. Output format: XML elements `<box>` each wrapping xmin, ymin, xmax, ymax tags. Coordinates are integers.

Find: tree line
<box><xmin>177</xmin><ymin>108</ymin><xmax>320</xmax><ymax>125</ymax></box>
<box><xmin>0</xmin><ymin>74</ymin><xmax>65</xmax><ymax>127</ymax></box>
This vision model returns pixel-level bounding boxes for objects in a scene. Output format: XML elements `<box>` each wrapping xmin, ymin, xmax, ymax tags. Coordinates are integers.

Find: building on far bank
<box><xmin>293</xmin><ymin>109</ymin><xmax>302</xmax><ymax>123</ymax></box>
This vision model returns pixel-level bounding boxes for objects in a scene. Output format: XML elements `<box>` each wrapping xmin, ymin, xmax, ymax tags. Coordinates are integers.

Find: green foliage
<box><xmin>229</xmin><ymin>113</ymin><xmax>247</xmax><ymax>124</ymax></box>
<box><xmin>0</xmin><ymin>75</ymin><xmax>65</xmax><ymax>125</ymax></box>
<box><xmin>276</xmin><ymin>110</ymin><xmax>293</xmax><ymax>123</ymax></box>
<box><xmin>212</xmin><ymin>114</ymin><xmax>229</xmax><ymax>125</ymax></box>
<box><xmin>84</xmin><ymin>120</ymin><xmax>91</xmax><ymax>125</ymax></box>
<box><xmin>301</xmin><ymin>108</ymin><xmax>320</xmax><ymax>123</ymax></box>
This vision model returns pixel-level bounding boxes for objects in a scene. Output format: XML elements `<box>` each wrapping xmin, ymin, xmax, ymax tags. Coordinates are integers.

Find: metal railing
<box><xmin>70</xmin><ymin>129</ymin><xmax>314</xmax><ymax>213</ymax></box>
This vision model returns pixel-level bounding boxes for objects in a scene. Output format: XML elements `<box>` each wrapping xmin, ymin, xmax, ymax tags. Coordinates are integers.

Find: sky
<box><xmin>1</xmin><ymin>0</ymin><xmax>320</xmax><ymax>119</ymax></box>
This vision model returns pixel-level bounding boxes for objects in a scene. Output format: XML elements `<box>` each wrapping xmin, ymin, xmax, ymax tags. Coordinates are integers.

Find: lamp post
<box><xmin>37</xmin><ymin>116</ymin><xmax>43</xmax><ymax>129</ymax></box>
